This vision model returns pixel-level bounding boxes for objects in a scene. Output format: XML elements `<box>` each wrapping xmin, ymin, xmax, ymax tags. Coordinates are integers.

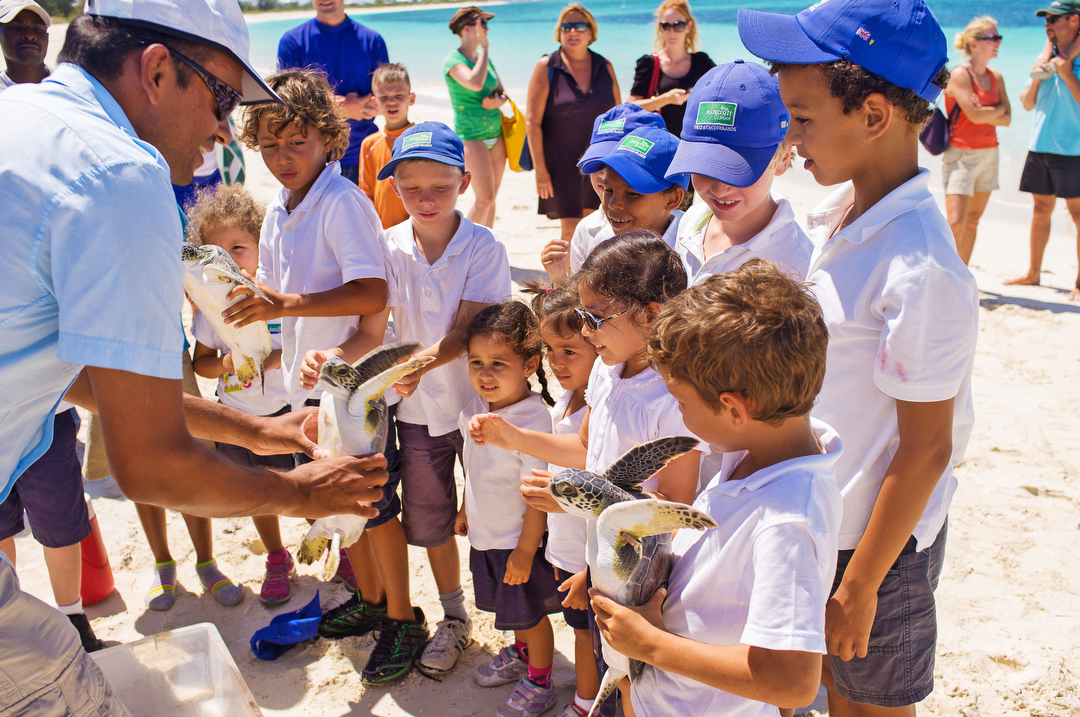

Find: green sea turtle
<box><xmin>297</xmin><ymin>342</ymin><xmax>435</xmax><ymax>579</ymax></box>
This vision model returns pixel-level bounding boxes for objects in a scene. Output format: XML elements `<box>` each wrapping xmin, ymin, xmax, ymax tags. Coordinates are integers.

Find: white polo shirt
<box><xmin>459</xmin><ymin>393</ymin><xmax>553</xmax><ymax>551</ymax></box>
<box><xmin>546</xmin><ymin>390</ymin><xmax>589</xmax><ymax>574</ymax></box>
<box><xmin>257</xmin><ymin>161</ymin><xmax>386</xmax><ymax>409</ymax></box>
<box><xmin>568</xmin><ymin>210</ymin><xmax>682</xmax><ymax>275</ymax></box>
<box><xmin>806</xmin><ymin>170</ymin><xmax>978</xmax><ymax>552</ymax></box>
<box><xmin>675</xmin><ymin>195</ymin><xmax>812</xmax><ymax>286</ymax></box>
<box><xmin>631</xmin><ymin>420</ymin><xmax>843</xmax><ymax>717</ymax></box>
<box><xmin>384</xmin><ymin>213</ymin><xmax>511</xmax><ymax>436</ymax></box>
<box><xmin>192</xmin><ymin>312</ymin><xmax>289</xmax><ymax>417</ymax></box>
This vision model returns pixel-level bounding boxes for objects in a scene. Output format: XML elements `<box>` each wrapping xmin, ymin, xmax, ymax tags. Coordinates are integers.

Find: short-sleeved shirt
<box><xmin>192</xmin><ymin>312</ymin><xmax>289</xmax><ymax>417</ymax></box>
<box><xmin>459</xmin><ymin>393</ymin><xmax>552</xmax><ymax>551</ymax></box>
<box><xmin>277</xmin><ymin>17</ymin><xmax>389</xmax><ymax>168</ymax></box>
<box><xmin>631</xmin><ymin>420</ymin><xmax>843</xmax><ymax>717</ymax></box>
<box><xmin>359</xmin><ymin>123</ymin><xmax>413</xmax><ymax>229</ymax></box>
<box><xmin>1029</xmin><ymin>55</ymin><xmax>1080</xmax><ymax>156</ymax></box>
<box><xmin>257</xmin><ymin>161</ymin><xmax>386</xmax><ymax>409</ymax></box>
<box><xmin>444</xmin><ymin>50</ymin><xmax>502</xmax><ymax>141</ymax></box>
<box><xmin>569</xmin><ymin>210</ymin><xmax>682</xmax><ymax>276</ymax></box>
<box><xmin>806</xmin><ymin>170</ymin><xmax>978</xmax><ymax>552</ymax></box>
<box><xmin>384</xmin><ymin>213</ymin><xmax>511</xmax><ymax>436</ymax></box>
<box><xmin>0</xmin><ymin>72</ymin><xmax>17</xmax><ymax>92</ymax></box>
<box><xmin>675</xmin><ymin>197</ymin><xmax>812</xmax><ymax>286</ymax></box>
<box><xmin>546</xmin><ymin>390</ymin><xmax>589</xmax><ymax>573</ymax></box>
<box><xmin>0</xmin><ymin>65</ymin><xmax>185</xmax><ymax>501</ymax></box>
<box><xmin>630</xmin><ymin>52</ymin><xmax>716</xmax><ymax>135</ymax></box>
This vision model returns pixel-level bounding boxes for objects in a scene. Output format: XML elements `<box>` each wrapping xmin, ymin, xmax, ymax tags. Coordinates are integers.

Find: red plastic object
<box><xmin>80</xmin><ymin>495</ymin><xmax>115</xmax><ymax>606</ymax></box>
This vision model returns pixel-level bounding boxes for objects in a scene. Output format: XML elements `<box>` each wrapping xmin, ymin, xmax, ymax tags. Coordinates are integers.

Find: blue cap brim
<box><xmin>376</xmin><ymin>153</ymin><xmax>464</xmax><ymax>181</ymax></box>
<box><xmin>577</xmin><ymin>140</ymin><xmax>621</xmax><ymax>169</ymax></box>
<box><xmin>666</xmin><ymin>139</ymin><xmax>777</xmax><ymax>188</ymax></box>
<box><xmin>737</xmin><ymin>9</ymin><xmax>840</xmax><ymax>66</ymax></box>
<box><xmin>579</xmin><ymin>155</ymin><xmax>688</xmax><ymax>194</ymax></box>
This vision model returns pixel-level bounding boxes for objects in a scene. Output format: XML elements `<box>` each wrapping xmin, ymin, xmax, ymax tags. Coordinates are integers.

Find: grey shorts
<box><xmin>397</xmin><ymin>421</ymin><xmax>463</xmax><ymax>548</ymax></box>
<box><xmin>943</xmin><ymin>145</ymin><xmax>999</xmax><ymax>196</ymax></box>
<box><xmin>828</xmin><ymin>522</ymin><xmax>948</xmax><ymax>707</ymax></box>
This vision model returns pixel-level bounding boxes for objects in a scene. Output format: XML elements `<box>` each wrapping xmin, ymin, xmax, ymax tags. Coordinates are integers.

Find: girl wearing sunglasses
<box><xmin>628</xmin><ymin>0</ymin><xmax>715</xmax><ymax>136</ymax></box>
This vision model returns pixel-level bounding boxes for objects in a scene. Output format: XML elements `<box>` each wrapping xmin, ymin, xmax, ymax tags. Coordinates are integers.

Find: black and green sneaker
<box><xmin>317</xmin><ymin>593</ymin><xmax>387</xmax><ymax>639</ymax></box>
<box><xmin>361</xmin><ymin>607</ymin><xmax>429</xmax><ymax>685</ymax></box>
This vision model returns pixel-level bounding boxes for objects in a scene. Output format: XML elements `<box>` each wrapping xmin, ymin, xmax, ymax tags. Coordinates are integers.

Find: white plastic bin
<box><xmin>90</xmin><ymin>622</ymin><xmax>263</xmax><ymax>717</ymax></box>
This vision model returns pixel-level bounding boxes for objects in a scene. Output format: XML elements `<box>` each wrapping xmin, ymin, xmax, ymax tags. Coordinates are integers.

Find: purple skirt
<box><xmin>470</xmin><ymin>546</ymin><xmax>562</xmax><ymax>631</ymax></box>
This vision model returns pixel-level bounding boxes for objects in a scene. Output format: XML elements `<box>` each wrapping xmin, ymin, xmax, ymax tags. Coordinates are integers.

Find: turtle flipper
<box><xmin>588</xmin><ymin>667</ymin><xmax>625</xmax><ymax>717</ymax></box>
<box><xmin>597</xmin><ymin>498</ymin><xmax>717</xmax><ymax>544</ymax></box>
<box><xmin>346</xmin><ymin>353</ymin><xmax>436</xmax><ymax>419</ymax></box>
<box><xmin>601</xmin><ymin>437</ymin><xmax>700</xmax><ymax>493</ymax></box>
<box><xmin>350</xmin><ymin>341</ymin><xmax>423</xmax><ymax>384</ymax></box>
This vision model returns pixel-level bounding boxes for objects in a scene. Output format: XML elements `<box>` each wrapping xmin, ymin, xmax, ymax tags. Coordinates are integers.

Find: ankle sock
<box><xmin>574</xmin><ymin>693</ymin><xmax>595</xmax><ymax>712</ymax></box>
<box><xmin>514</xmin><ymin>639</ymin><xmax>530</xmax><ymax>664</ymax></box>
<box><xmin>196</xmin><ymin>558</ymin><xmax>243</xmax><ymax>607</ymax></box>
<box><xmin>56</xmin><ymin>598</ymin><xmax>83</xmax><ymax>616</ymax></box>
<box><xmin>439</xmin><ymin>586</ymin><xmax>468</xmax><ymax>622</ymax></box>
<box><xmin>145</xmin><ymin>560</ymin><xmax>177</xmax><ymax>611</ymax></box>
<box><xmin>527</xmin><ymin>663</ymin><xmax>552</xmax><ymax>689</ymax></box>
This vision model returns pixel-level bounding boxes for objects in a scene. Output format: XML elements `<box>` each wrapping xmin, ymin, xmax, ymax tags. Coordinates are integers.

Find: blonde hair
<box><xmin>553</xmin><ymin>3</ymin><xmax>598</xmax><ymax>45</ymax></box>
<box><xmin>373</xmin><ymin>62</ymin><xmax>411</xmax><ymax>91</ymax></box>
<box><xmin>654</xmin><ymin>0</ymin><xmax>700</xmax><ymax>53</ymax></box>
<box><xmin>954</xmin><ymin>16</ymin><xmax>997</xmax><ymax>57</ymax></box>
<box><xmin>185</xmin><ymin>184</ymin><xmax>265</xmax><ymax>245</ymax></box>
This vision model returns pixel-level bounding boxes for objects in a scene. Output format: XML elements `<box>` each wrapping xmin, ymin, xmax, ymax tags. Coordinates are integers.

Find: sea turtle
<box><xmin>296</xmin><ymin>342</ymin><xmax>435</xmax><ymax>579</ymax></box>
<box><xmin>181</xmin><ymin>242</ymin><xmax>273</xmax><ymax>392</ymax></box>
<box><xmin>547</xmin><ymin>437</ymin><xmax>717</xmax><ymax>716</ymax></box>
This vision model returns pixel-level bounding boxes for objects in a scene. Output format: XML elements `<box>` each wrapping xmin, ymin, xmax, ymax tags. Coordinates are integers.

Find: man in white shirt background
<box><xmin>0</xmin><ymin>0</ymin><xmax>50</xmax><ymax>91</ymax></box>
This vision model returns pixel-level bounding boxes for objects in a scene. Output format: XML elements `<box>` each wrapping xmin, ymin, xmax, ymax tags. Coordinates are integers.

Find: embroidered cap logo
<box><xmin>597</xmin><ymin>118</ymin><xmax>626</xmax><ymax>134</ymax></box>
<box><xmin>618</xmin><ymin>135</ymin><xmax>655</xmax><ymax>158</ymax></box>
<box><xmin>695</xmin><ymin>101</ymin><xmax>738</xmax><ymax>128</ymax></box>
<box><xmin>402</xmin><ymin>132</ymin><xmax>434</xmax><ymax>151</ymax></box>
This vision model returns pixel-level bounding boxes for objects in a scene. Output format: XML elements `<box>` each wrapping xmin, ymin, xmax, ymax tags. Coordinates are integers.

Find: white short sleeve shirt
<box><xmin>568</xmin><ymin>210</ymin><xmax>683</xmax><ymax>275</ymax></box>
<box><xmin>384</xmin><ymin>214</ymin><xmax>512</xmax><ymax>436</ymax></box>
<box><xmin>805</xmin><ymin>170</ymin><xmax>978</xmax><ymax>551</ymax></box>
<box><xmin>631</xmin><ymin>420</ymin><xmax>843</xmax><ymax>717</ymax></box>
<box><xmin>459</xmin><ymin>393</ymin><xmax>553</xmax><ymax>551</ymax></box>
<box><xmin>257</xmin><ymin>161</ymin><xmax>386</xmax><ymax>409</ymax></box>
<box><xmin>192</xmin><ymin>312</ymin><xmax>289</xmax><ymax>417</ymax></box>
<box><xmin>545</xmin><ymin>391</ymin><xmax>589</xmax><ymax>574</ymax></box>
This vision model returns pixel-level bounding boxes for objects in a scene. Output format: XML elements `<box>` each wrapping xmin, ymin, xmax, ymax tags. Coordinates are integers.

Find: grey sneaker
<box><xmin>497</xmin><ymin>677</ymin><xmax>557</xmax><ymax>717</ymax></box>
<box><xmin>418</xmin><ymin>616</ymin><xmax>472</xmax><ymax>678</ymax></box>
<box><xmin>474</xmin><ymin>644</ymin><xmax>527</xmax><ymax>687</ymax></box>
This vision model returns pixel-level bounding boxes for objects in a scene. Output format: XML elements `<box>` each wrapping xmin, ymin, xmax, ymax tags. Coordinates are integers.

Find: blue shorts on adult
<box><xmin>828</xmin><ymin>523</ymin><xmax>948</xmax><ymax>708</ymax></box>
<box><xmin>0</xmin><ymin>409</ymin><xmax>91</xmax><ymax>548</ymax></box>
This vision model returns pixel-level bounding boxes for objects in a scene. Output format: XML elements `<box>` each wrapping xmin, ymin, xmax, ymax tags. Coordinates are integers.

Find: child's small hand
<box><xmin>541</xmin><ymin>238</ymin><xmax>570</xmax><ymax>282</ymax></box>
<box><xmin>503</xmin><ymin>547</ymin><xmax>534</xmax><ymax>585</ymax></box>
<box><xmin>468</xmin><ymin>413</ymin><xmax>517</xmax><ymax>448</ymax></box>
<box><xmin>264</xmin><ymin>349</ymin><xmax>282</xmax><ymax>373</ymax></box>
<box><xmin>300</xmin><ymin>348</ymin><xmax>342</xmax><ymax>390</ymax></box>
<box><xmin>224</xmin><ymin>272</ymin><xmax>285</xmax><ymax>328</ymax></box>
<box><xmin>520</xmin><ymin>471</ymin><xmax>566</xmax><ymax>513</ymax></box>
<box><xmin>590</xmin><ymin>587</ymin><xmax>668</xmax><ymax>664</ymax></box>
<box><xmin>454</xmin><ymin>506</ymin><xmax>469</xmax><ymax>536</ymax></box>
<box><xmin>221</xmin><ymin>352</ymin><xmax>236</xmax><ymax>376</ymax></box>
<box><xmin>558</xmin><ymin>568</ymin><xmax>588</xmax><ymax>611</ymax></box>
<box><xmin>392</xmin><ymin>366</ymin><xmax>423</xmax><ymax>397</ymax></box>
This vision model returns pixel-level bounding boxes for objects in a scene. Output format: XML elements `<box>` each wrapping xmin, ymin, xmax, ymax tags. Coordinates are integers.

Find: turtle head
<box><xmin>549</xmin><ymin>469</ymin><xmax>607</xmax><ymax>519</ymax></box>
<box><xmin>319</xmin><ymin>357</ymin><xmax>361</xmax><ymax>398</ymax></box>
<box><xmin>181</xmin><ymin>242</ymin><xmax>220</xmax><ymax>268</ymax></box>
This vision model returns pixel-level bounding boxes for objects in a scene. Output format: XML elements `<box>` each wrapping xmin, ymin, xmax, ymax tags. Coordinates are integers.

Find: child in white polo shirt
<box><xmin>592</xmin><ymin>260</ymin><xmax>842</xmax><ymax>717</ymax></box>
<box><xmin>666</xmin><ymin>61</ymin><xmax>811</xmax><ymax>286</ymax></box>
<box><xmin>740</xmin><ymin>1</ymin><xmax>979</xmax><ymax>712</ymax></box>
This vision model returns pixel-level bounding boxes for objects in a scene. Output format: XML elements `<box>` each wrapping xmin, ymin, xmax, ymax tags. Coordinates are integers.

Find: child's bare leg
<box><xmin>345</xmin><ymin>533</ymin><xmax>386</xmax><ymax>606</ymax></box>
<box><xmin>43</xmin><ymin>545</ymin><xmax>82</xmax><ymax>607</ymax></box>
<box><xmin>180</xmin><ymin>513</ymin><xmax>213</xmax><ymax>564</ymax></box>
<box><xmin>517</xmin><ymin>617</ymin><xmax>554</xmax><ymax>669</ymax></box>
<box><xmin>252</xmin><ymin>515</ymin><xmax>283</xmax><ymax>554</ymax></box>
<box><xmin>426</xmin><ymin>538</ymin><xmax>461</xmax><ymax>594</ymax></box>
<box><xmin>0</xmin><ymin>537</ymin><xmax>15</xmax><ymax>566</ymax></box>
<box><xmin>618</xmin><ymin>678</ymin><xmax>637</xmax><ymax>717</ymax></box>
<box><xmin>135</xmin><ymin>503</ymin><xmax>173</xmax><ymax>562</ymax></box>
<box><xmin>574</xmin><ymin>627</ymin><xmax>599</xmax><ymax>698</ymax></box>
<box><xmin>367</xmin><ymin>519</ymin><xmax>413</xmax><ymax>621</ymax></box>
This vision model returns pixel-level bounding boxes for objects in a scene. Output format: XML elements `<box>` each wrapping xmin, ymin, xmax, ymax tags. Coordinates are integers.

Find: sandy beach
<box><xmin>12</xmin><ymin>19</ymin><xmax>1080</xmax><ymax>716</ymax></box>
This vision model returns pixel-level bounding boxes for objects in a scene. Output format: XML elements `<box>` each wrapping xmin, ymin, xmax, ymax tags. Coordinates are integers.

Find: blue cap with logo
<box><xmin>665</xmin><ymin>61</ymin><xmax>789</xmax><ymax>188</ymax></box>
<box><xmin>737</xmin><ymin>0</ymin><xmax>947</xmax><ymax>102</ymax></box>
<box><xmin>579</xmin><ymin>127</ymin><xmax>690</xmax><ymax>194</ymax></box>
<box><xmin>577</xmin><ymin>103</ymin><xmax>668</xmax><ymax>169</ymax></box>
<box><xmin>377</xmin><ymin>122</ymin><xmax>465</xmax><ymax>180</ymax></box>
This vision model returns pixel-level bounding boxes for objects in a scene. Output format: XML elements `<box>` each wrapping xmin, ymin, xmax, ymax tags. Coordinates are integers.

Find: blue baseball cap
<box><xmin>576</xmin><ymin>104</ymin><xmax>667</xmax><ymax>169</ymax></box>
<box><xmin>737</xmin><ymin>0</ymin><xmax>947</xmax><ymax>103</ymax></box>
<box><xmin>665</xmin><ymin>61</ymin><xmax>789</xmax><ymax>188</ymax></box>
<box><xmin>579</xmin><ymin>127</ymin><xmax>690</xmax><ymax>194</ymax></box>
<box><xmin>377</xmin><ymin>122</ymin><xmax>465</xmax><ymax>180</ymax></box>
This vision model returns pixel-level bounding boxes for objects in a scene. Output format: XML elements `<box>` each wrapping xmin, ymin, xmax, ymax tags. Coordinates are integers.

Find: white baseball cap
<box><xmin>0</xmin><ymin>0</ymin><xmax>51</xmax><ymax>26</ymax></box>
<box><xmin>83</xmin><ymin>0</ymin><xmax>280</xmax><ymax>104</ymax></box>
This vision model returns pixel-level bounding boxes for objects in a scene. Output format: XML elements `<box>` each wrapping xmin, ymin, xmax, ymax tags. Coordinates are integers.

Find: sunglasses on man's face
<box><xmin>1046</xmin><ymin>13</ymin><xmax>1075</xmax><ymax>24</ymax></box>
<box><xmin>659</xmin><ymin>20</ymin><xmax>688</xmax><ymax>32</ymax></box>
<box><xmin>133</xmin><ymin>38</ymin><xmax>242</xmax><ymax>122</ymax></box>
<box><xmin>561</xmin><ymin>21</ymin><xmax>590</xmax><ymax>33</ymax></box>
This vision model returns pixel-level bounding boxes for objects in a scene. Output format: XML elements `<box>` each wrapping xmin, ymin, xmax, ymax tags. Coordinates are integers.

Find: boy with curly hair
<box><xmin>738</xmin><ymin>1</ymin><xmax>979</xmax><ymax>714</ymax></box>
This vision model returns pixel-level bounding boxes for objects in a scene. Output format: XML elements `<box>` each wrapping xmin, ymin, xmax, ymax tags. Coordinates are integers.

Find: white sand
<box><xmin>14</xmin><ymin>40</ymin><xmax>1080</xmax><ymax>717</ymax></box>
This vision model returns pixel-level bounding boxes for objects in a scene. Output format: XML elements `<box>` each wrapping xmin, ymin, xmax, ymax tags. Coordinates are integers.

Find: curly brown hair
<box><xmin>647</xmin><ymin>258</ymin><xmax>827</xmax><ymax>424</ymax></box>
<box><xmin>770</xmin><ymin>60</ymin><xmax>950</xmax><ymax>126</ymax></box>
<box><xmin>465</xmin><ymin>301</ymin><xmax>555</xmax><ymax>406</ymax></box>
<box><xmin>185</xmin><ymin>184</ymin><xmax>265</xmax><ymax>244</ymax></box>
<box><xmin>238</xmin><ymin>69</ymin><xmax>350</xmax><ymax>162</ymax></box>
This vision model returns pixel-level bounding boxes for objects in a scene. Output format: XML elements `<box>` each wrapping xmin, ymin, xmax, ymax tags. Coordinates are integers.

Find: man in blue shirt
<box><xmin>278</xmin><ymin>0</ymin><xmax>388</xmax><ymax>184</ymax></box>
<box><xmin>1007</xmin><ymin>0</ymin><xmax>1080</xmax><ymax>299</ymax></box>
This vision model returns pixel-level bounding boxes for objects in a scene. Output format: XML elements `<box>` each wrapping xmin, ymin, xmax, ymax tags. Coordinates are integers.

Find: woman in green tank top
<box><xmin>445</xmin><ymin>6</ymin><xmax>507</xmax><ymax>228</ymax></box>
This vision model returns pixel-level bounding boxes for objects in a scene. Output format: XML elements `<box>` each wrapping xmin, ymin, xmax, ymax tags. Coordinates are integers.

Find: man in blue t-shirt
<box><xmin>278</xmin><ymin>0</ymin><xmax>389</xmax><ymax>184</ymax></box>
<box><xmin>1008</xmin><ymin>0</ymin><xmax>1080</xmax><ymax>299</ymax></box>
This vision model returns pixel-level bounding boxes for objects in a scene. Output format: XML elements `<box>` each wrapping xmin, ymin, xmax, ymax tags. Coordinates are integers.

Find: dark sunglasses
<box><xmin>1046</xmin><ymin>13</ymin><xmax>1075</xmax><ymax>23</ymax></box>
<box><xmin>574</xmin><ymin>306</ymin><xmax>626</xmax><ymax>331</ymax></box>
<box><xmin>659</xmin><ymin>20</ymin><xmax>688</xmax><ymax>32</ymax></box>
<box><xmin>133</xmin><ymin>38</ymin><xmax>243</xmax><ymax>121</ymax></box>
<box><xmin>977</xmin><ymin>34</ymin><xmax>1003</xmax><ymax>41</ymax></box>
<box><xmin>475</xmin><ymin>18</ymin><xmax>489</xmax><ymax>28</ymax></box>
<box><xmin>560</xmin><ymin>21</ymin><xmax>590</xmax><ymax>33</ymax></box>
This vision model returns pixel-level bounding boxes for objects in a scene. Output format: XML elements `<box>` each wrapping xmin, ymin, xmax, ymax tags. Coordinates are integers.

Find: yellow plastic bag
<box><xmin>502</xmin><ymin>98</ymin><xmax>531</xmax><ymax>172</ymax></box>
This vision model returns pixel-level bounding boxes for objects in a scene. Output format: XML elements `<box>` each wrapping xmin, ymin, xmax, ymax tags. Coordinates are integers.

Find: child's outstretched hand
<box><xmin>468</xmin><ymin>413</ymin><xmax>519</xmax><ymax>448</ymax></box>
<box><xmin>300</xmin><ymin>348</ymin><xmax>343</xmax><ymax>390</ymax></box>
<box><xmin>541</xmin><ymin>238</ymin><xmax>570</xmax><ymax>283</ymax></box>
<box><xmin>558</xmin><ymin>568</ymin><xmax>588</xmax><ymax>611</ymax></box>
<box><xmin>454</xmin><ymin>505</ymin><xmax>469</xmax><ymax>537</ymax></box>
<box><xmin>590</xmin><ymin>587</ymin><xmax>668</xmax><ymax>664</ymax></box>
<box><xmin>503</xmin><ymin>547</ymin><xmax>535</xmax><ymax>586</ymax></box>
<box><xmin>520</xmin><ymin>470</ymin><xmax>565</xmax><ymax>514</ymax></box>
<box><xmin>224</xmin><ymin>271</ymin><xmax>285</xmax><ymax>328</ymax></box>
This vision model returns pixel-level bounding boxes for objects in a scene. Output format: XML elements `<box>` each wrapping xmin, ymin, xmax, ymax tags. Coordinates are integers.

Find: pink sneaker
<box><xmin>332</xmin><ymin>549</ymin><xmax>358</xmax><ymax>592</ymax></box>
<box><xmin>260</xmin><ymin>549</ymin><xmax>294</xmax><ymax>605</ymax></box>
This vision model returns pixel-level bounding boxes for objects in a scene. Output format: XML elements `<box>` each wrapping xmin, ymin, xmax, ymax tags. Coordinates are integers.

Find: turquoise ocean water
<box><xmin>247</xmin><ymin>0</ymin><xmax>1051</xmax><ymax>188</ymax></box>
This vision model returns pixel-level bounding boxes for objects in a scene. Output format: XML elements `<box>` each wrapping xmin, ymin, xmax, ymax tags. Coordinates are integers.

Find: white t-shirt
<box><xmin>257</xmin><ymin>161</ymin><xmax>386</xmax><ymax>409</ymax></box>
<box><xmin>675</xmin><ymin>195</ymin><xmax>812</xmax><ymax>286</ymax></box>
<box><xmin>806</xmin><ymin>170</ymin><xmax>978</xmax><ymax>552</ymax></box>
<box><xmin>0</xmin><ymin>72</ymin><xmax>15</xmax><ymax>93</ymax></box>
<box><xmin>458</xmin><ymin>393</ymin><xmax>553</xmax><ymax>551</ymax></box>
<box><xmin>631</xmin><ymin>420</ymin><xmax>843</xmax><ymax>717</ymax></box>
<box><xmin>192</xmin><ymin>311</ymin><xmax>289</xmax><ymax>416</ymax></box>
<box><xmin>545</xmin><ymin>390</ymin><xmax>589</xmax><ymax>574</ymax></box>
<box><xmin>568</xmin><ymin>210</ymin><xmax>682</xmax><ymax>275</ymax></box>
<box><xmin>384</xmin><ymin>213</ymin><xmax>511</xmax><ymax>436</ymax></box>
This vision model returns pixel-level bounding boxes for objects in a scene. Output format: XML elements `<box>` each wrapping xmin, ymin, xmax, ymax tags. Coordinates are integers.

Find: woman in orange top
<box><xmin>943</xmin><ymin>16</ymin><xmax>1012</xmax><ymax>265</ymax></box>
